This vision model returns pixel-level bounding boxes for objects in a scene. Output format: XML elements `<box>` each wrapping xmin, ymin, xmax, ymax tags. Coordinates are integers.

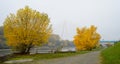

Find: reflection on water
<box><xmin>0</xmin><ymin>49</ymin><xmax>12</xmax><ymax>56</ymax></box>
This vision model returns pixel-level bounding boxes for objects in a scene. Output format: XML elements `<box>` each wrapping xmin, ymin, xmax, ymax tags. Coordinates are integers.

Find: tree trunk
<box><xmin>26</xmin><ymin>43</ymin><xmax>33</xmax><ymax>54</ymax></box>
<box><xmin>14</xmin><ymin>43</ymin><xmax>33</xmax><ymax>54</ymax></box>
<box><xmin>26</xmin><ymin>46</ymin><xmax>31</xmax><ymax>54</ymax></box>
<box><xmin>17</xmin><ymin>44</ymin><xmax>28</xmax><ymax>54</ymax></box>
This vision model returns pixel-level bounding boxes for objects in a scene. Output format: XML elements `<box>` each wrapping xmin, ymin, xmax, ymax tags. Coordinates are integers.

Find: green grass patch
<box><xmin>8</xmin><ymin>51</ymin><xmax>89</xmax><ymax>61</ymax></box>
<box><xmin>101</xmin><ymin>42</ymin><xmax>120</xmax><ymax>64</ymax></box>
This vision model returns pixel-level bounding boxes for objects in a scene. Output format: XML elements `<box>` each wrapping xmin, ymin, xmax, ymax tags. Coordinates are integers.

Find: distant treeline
<box><xmin>0</xmin><ymin>26</ymin><xmax>10</xmax><ymax>49</ymax></box>
<box><xmin>0</xmin><ymin>26</ymin><xmax>74</xmax><ymax>49</ymax></box>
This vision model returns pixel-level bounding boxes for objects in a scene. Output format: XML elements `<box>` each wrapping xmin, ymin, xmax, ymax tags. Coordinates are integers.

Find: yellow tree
<box><xmin>4</xmin><ymin>6</ymin><xmax>52</xmax><ymax>54</ymax></box>
<box><xmin>74</xmin><ymin>25</ymin><xmax>101</xmax><ymax>51</ymax></box>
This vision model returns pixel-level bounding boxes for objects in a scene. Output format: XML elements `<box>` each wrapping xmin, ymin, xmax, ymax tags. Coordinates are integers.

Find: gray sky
<box><xmin>0</xmin><ymin>0</ymin><xmax>120</xmax><ymax>41</ymax></box>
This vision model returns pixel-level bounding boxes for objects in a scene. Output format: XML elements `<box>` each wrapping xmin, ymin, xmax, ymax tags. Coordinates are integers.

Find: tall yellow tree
<box><xmin>74</xmin><ymin>25</ymin><xmax>101</xmax><ymax>51</ymax></box>
<box><xmin>4</xmin><ymin>6</ymin><xmax>52</xmax><ymax>54</ymax></box>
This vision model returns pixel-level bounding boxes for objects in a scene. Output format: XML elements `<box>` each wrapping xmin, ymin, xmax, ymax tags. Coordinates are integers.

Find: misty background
<box><xmin>0</xmin><ymin>0</ymin><xmax>120</xmax><ymax>41</ymax></box>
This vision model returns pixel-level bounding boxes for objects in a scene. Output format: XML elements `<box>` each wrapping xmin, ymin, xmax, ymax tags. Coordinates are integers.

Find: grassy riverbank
<box><xmin>0</xmin><ymin>47</ymin><xmax>101</xmax><ymax>64</ymax></box>
<box><xmin>101</xmin><ymin>42</ymin><xmax>120</xmax><ymax>64</ymax></box>
<box><xmin>7</xmin><ymin>51</ymin><xmax>89</xmax><ymax>61</ymax></box>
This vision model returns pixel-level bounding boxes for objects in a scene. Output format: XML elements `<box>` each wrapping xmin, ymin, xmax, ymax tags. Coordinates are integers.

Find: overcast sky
<box><xmin>0</xmin><ymin>0</ymin><xmax>120</xmax><ymax>41</ymax></box>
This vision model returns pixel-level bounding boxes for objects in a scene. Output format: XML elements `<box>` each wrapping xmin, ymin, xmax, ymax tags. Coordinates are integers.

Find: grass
<box><xmin>7</xmin><ymin>51</ymin><xmax>89</xmax><ymax>61</ymax></box>
<box><xmin>0</xmin><ymin>51</ymin><xmax>89</xmax><ymax>64</ymax></box>
<box><xmin>0</xmin><ymin>47</ymin><xmax>101</xmax><ymax>64</ymax></box>
<box><xmin>101</xmin><ymin>42</ymin><xmax>120</xmax><ymax>64</ymax></box>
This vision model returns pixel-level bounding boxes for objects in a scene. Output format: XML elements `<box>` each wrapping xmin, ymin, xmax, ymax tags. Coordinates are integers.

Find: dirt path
<box><xmin>24</xmin><ymin>51</ymin><xmax>101</xmax><ymax>64</ymax></box>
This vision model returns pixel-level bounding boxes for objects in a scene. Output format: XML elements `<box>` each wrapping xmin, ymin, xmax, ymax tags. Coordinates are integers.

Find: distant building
<box><xmin>30</xmin><ymin>46</ymin><xmax>57</xmax><ymax>54</ymax></box>
<box><xmin>60</xmin><ymin>47</ymin><xmax>76</xmax><ymax>52</ymax></box>
<box><xmin>100</xmin><ymin>41</ymin><xmax>116</xmax><ymax>47</ymax></box>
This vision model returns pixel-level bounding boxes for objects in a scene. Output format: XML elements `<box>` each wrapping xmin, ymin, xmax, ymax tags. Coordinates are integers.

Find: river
<box><xmin>0</xmin><ymin>49</ymin><xmax>12</xmax><ymax>57</ymax></box>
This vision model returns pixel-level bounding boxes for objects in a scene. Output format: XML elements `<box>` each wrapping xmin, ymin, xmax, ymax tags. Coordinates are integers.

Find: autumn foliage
<box><xmin>4</xmin><ymin>6</ymin><xmax>52</xmax><ymax>54</ymax></box>
<box><xmin>74</xmin><ymin>25</ymin><xmax>101</xmax><ymax>51</ymax></box>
